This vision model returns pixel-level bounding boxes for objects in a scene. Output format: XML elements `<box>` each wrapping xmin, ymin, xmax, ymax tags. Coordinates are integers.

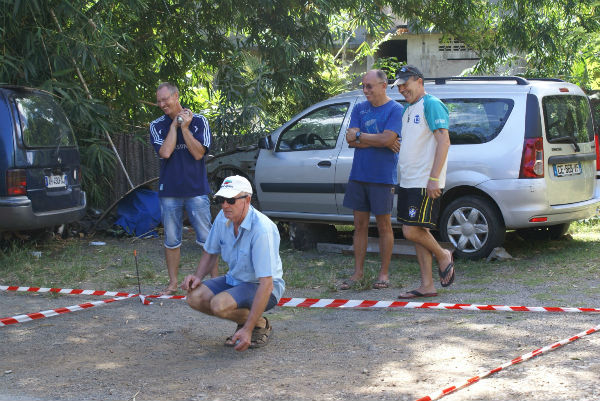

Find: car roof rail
<box><xmin>424</xmin><ymin>76</ymin><xmax>531</xmax><ymax>85</ymax></box>
<box><xmin>526</xmin><ymin>78</ymin><xmax>566</xmax><ymax>82</ymax></box>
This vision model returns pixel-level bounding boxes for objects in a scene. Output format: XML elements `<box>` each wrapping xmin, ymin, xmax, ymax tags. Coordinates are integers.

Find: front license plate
<box><xmin>553</xmin><ymin>162</ymin><xmax>582</xmax><ymax>177</ymax></box>
<box><xmin>45</xmin><ymin>174</ymin><xmax>67</xmax><ymax>188</ymax></box>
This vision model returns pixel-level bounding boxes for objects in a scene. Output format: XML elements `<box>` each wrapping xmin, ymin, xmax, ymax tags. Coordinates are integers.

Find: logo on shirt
<box><xmin>408</xmin><ymin>206</ymin><xmax>418</xmax><ymax>219</ymax></box>
<box><xmin>365</xmin><ymin>118</ymin><xmax>379</xmax><ymax>133</ymax></box>
<box><xmin>414</xmin><ymin>114</ymin><xmax>421</xmax><ymax>124</ymax></box>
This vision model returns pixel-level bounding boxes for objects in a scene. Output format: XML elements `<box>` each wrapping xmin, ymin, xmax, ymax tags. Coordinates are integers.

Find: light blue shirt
<box><xmin>203</xmin><ymin>206</ymin><xmax>285</xmax><ymax>301</ymax></box>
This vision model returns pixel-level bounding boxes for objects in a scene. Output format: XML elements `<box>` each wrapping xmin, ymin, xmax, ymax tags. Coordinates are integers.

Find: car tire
<box><xmin>289</xmin><ymin>223</ymin><xmax>337</xmax><ymax>250</ymax></box>
<box><xmin>439</xmin><ymin>196</ymin><xmax>505</xmax><ymax>260</ymax></box>
<box><xmin>516</xmin><ymin>223</ymin><xmax>571</xmax><ymax>241</ymax></box>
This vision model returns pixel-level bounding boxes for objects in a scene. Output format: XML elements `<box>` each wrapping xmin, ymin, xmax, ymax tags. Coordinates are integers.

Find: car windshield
<box><xmin>543</xmin><ymin>95</ymin><xmax>594</xmax><ymax>143</ymax></box>
<box><xmin>15</xmin><ymin>93</ymin><xmax>76</xmax><ymax>148</ymax></box>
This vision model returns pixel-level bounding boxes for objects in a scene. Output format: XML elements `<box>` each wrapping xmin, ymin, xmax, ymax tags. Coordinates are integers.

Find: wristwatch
<box><xmin>355</xmin><ymin>131</ymin><xmax>361</xmax><ymax>141</ymax></box>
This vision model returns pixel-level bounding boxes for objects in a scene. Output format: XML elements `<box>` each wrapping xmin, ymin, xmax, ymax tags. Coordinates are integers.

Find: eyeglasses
<box><xmin>215</xmin><ymin>195</ymin><xmax>248</xmax><ymax>205</ymax></box>
<box><xmin>362</xmin><ymin>81</ymin><xmax>386</xmax><ymax>90</ymax></box>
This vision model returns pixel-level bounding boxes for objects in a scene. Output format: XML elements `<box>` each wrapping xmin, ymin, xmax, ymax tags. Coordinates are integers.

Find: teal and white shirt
<box><xmin>399</xmin><ymin>94</ymin><xmax>450</xmax><ymax>188</ymax></box>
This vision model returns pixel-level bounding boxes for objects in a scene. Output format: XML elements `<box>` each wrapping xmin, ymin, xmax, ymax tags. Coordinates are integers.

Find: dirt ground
<box><xmin>1</xmin><ymin>234</ymin><xmax>600</xmax><ymax>401</ymax></box>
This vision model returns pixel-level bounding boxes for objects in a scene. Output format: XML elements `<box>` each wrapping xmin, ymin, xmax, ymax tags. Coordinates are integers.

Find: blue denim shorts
<box><xmin>203</xmin><ymin>276</ymin><xmax>278</xmax><ymax>311</ymax></box>
<box><xmin>160</xmin><ymin>195</ymin><xmax>212</xmax><ymax>248</ymax></box>
<box><xmin>343</xmin><ymin>180</ymin><xmax>395</xmax><ymax>216</ymax></box>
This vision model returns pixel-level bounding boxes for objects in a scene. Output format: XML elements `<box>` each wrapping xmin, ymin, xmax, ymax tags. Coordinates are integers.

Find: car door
<box><xmin>255</xmin><ymin>102</ymin><xmax>351</xmax><ymax>216</ymax></box>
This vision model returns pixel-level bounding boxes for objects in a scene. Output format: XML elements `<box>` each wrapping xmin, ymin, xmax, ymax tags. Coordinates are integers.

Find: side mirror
<box><xmin>258</xmin><ymin>135</ymin><xmax>273</xmax><ymax>150</ymax></box>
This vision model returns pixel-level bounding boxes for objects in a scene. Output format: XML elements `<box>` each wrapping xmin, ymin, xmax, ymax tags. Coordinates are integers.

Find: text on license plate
<box><xmin>45</xmin><ymin>174</ymin><xmax>67</xmax><ymax>188</ymax></box>
<box><xmin>553</xmin><ymin>162</ymin><xmax>582</xmax><ymax>177</ymax></box>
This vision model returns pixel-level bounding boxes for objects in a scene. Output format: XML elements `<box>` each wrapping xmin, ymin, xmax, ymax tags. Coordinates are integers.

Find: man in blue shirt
<box><xmin>150</xmin><ymin>83</ymin><xmax>217</xmax><ymax>295</ymax></box>
<box><xmin>340</xmin><ymin>70</ymin><xmax>404</xmax><ymax>290</ymax></box>
<box><xmin>182</xmin><ymin>175</ymin><xmax>285</xmax><ymax>352</ymax></box>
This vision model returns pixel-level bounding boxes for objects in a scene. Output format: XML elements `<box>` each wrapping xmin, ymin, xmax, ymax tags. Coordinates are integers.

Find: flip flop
<box><xmin>158</xmin><ymin>287</ymin><xmax>179</xmax><ymax>296</ymax></box>
<box><xmin>372</xmin><ymin>280</ymin><xmax>389</xmax><ymax>289</ymax></box>
<box><xmin>438</xmin><ymin>252</ymin><xmax>455</xmax><ymax>288</ymax></box>
<box><xmin>397</xmin><ymin>290</ymin><xmax>438</xmax><ymax>299</ymax></box>
<box><xmin>338</xmin><ymin>279</ymin><xmax>359</xmax><ymax>290</ymax></box>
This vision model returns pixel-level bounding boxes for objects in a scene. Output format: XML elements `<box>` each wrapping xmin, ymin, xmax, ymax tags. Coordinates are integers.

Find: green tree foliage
<box><xmin>386</xmin><ymin>0</ymin><xmax>600</xmax><ymax>88</ymax></box>
<box><xmin>0</xmin><ymin>0</ymin><xmax>384</xmax><ymax>206</ymax></box>
<box><xmin>1</xmin><ymin>0</ymin><xmax>598</xmax><ymax>207</ymax></box>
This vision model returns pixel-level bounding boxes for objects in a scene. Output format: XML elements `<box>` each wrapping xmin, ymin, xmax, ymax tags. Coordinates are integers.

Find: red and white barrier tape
<box><xmin>415</xmin><ymin>322</ymin><xmax>600</xmax><ymax>401</ymax></box>
<box><xmin>2</xmin><ymin>286</ymin><xmax>599</xmax><ymax>313</ymax></box>
<box><xmin>276</xmin><ymin>297</ymin><xmax>600</xmax><ymax>313</ymax></box>
<box><xmin>0</xmin><ymin>294</ymin><xmax>136</xmax><ymax>327</ymax></box>
<box><xmin>0</xmin><ymin>285</ymin><xmax>186</xmax><ymax>300</ymax></box>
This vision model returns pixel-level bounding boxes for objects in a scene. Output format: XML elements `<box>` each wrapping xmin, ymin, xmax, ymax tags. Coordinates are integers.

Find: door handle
<box><xmin>317</xmin><ymin>160</ymin><xmax>332</xmax><ymax>167</ymax></box>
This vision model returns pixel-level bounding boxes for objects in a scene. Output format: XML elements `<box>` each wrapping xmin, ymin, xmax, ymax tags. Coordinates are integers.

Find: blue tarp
<box><xmin>114</xmin><ymin>188</ymin><xmax>161</xmax><ymax>238</ymax></box>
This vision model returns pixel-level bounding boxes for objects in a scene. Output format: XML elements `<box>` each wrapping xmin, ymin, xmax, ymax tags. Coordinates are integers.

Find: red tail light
<box><xmin>519</xmin><ymin>137</ymin><xmax>544</xmax><ymax>178</ymax></box>
<box><xmin>7</xmin><ymin>169</ymin><xmax>27</xmax><ymax>195</ymax></box>
<box><xmin>595</xmin><ymin>134</ymin><xmax>600</xmax><ymax>171</ymax></box>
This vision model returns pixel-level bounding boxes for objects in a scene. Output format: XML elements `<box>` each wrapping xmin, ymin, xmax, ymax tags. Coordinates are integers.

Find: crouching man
<box><xmin>181</xmin><ymin>175</ymin><xmax>285</xmax><ymax>352</ymax></box>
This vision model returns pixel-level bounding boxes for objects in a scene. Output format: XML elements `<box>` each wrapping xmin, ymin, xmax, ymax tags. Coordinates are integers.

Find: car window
<box><xmin>15</xmin><ymin>94</ymin><xmax>76</xmax><ymax>148</ymax></box>
<box><xmin>444</xmin><ymin>99</ymin><xmax>514</xmax><ymax>144</ymax></box>
<box><xmin>277</xmin><ymin>103</ymin><xmax>349</xmax><ymax>151</ymax></box>
<box><xmin>543</xmin><ymin>95</ymin><xmax>594</xmax><ymax>143</ymax></box>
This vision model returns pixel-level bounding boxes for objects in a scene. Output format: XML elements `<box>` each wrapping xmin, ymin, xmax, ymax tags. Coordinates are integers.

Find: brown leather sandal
<box><xmin>224</xmin><ymin>324</ymin><xmax>244</xmax><ymax>347</ymax></box>
<box><xmin>249</xmin><ymin>317</ymin><xmax>272</xmax><ymax>349</ymax></box>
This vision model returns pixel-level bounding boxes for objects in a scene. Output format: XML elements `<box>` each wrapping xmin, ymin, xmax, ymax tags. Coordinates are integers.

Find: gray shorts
<box><xmin>343</xmin><ymin>180</ymin><xmax>395</xmax><ymax>215</ymax></box>
<box><xmin>203</xmin><ymin>276</ymin><xmax>278</xmax><ymax>311</ymax></box>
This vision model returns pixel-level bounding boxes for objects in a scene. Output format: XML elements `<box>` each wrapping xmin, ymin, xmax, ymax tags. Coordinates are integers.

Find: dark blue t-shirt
<box><xmin>348</xmin><ymin>100</ymin><xmax>404</xmax><ymax>184</ymax></box>
<box><xmin>149</xmin><ymin>113</ymin><xmax>212</xmax><ymax>197</ymax></box>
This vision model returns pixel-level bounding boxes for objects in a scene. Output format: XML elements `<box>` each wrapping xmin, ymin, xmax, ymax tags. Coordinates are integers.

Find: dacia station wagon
<box><xmin>208</xmin><ymin>77</ymin><xmax>600</xmax><ymax>259</ymax></box>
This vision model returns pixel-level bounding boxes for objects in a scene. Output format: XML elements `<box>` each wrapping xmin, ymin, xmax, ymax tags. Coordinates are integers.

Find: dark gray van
<box><xmin>0</xmin><ymin>86</ymin><xmax>86</xmax><ymax>231</ymax></box>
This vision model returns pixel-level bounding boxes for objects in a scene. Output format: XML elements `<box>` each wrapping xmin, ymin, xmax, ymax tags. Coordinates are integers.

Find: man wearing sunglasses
<box><xmin>150</xmin><ymin>82</ymin><xmax>217</xmax><ymax>296</ymax></box>
<box><xmin>340</xmin><ymin>69</ymin><xmax>404</xmax><ymax>290</ymax></box>
<box><xmin>182</xmin><ymin>175</ymin><xmax>285</xmax><ymax>352</ymax></box>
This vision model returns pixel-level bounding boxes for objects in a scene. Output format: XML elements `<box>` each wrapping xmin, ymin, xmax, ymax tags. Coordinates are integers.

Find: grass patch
<box><xmin>0</xmin><ymin>222</ymin><xmax>599</xmax><ymax>304</ymax></box>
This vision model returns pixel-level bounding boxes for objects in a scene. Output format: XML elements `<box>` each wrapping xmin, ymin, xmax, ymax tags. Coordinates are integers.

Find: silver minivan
<box><xmin>211</xmin><ymin>77</ymin><xmax>600</xmax><ymax>259</ymax></box>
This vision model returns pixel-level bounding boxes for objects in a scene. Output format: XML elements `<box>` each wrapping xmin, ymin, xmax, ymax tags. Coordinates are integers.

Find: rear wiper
<box><xmin>548</xmin><ymin>136</ymin><xmax>580</xmax><ymax>152</ymax></box>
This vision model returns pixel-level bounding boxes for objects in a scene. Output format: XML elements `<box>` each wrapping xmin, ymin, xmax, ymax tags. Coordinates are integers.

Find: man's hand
<box><xmin>181</xmin><ymin>274</ymin><xmax>202</xmax><ymax>291</ymax></box>
<box><xmin>231</xmin><ymin>326</ymin><xmax>252</xmax><ymax>352</ymax></box>
<box><xmin>178</xmin><ymin>108</ymin><xmax>193</xmax><ymax>129</ymax></box>
<box><xmin>426</xmin><ymin>179</ymin><xmax>442</xmax><ymax>199</ymax></box>
<box><xmin>387</xmin><ymin>138</ymin><xmax>401</xmax><ymax>153</ymax></box>
<box><xmin>346</xmin><ymin>127</ymin><xmax>359</xmax><ymax>143</ymax></box>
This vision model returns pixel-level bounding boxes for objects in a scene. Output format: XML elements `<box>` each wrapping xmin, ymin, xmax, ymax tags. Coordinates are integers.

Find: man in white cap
<box><xmin>182</xmin><ymin>175</ymin><xmax>285</xmax><ymax>352</ymax></box>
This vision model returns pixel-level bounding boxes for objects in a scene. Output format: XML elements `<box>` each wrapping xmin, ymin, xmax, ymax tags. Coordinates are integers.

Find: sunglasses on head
<box><xmin>214</xmin><ymin>195</ymin><xmax>248</xmax><ymax>205</ymax></box>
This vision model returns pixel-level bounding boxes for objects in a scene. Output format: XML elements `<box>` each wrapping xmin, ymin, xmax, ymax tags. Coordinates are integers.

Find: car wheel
<box><xmin>289</xmin><ymin>223</ymin><xmax>336</xmax><ymax>250</ymax></box>
<box><xmin>516</xmin><ymin>223</ymin><xmax>571</xmax><ymax>241</ymax></box>
<box><xmin>439</xmin><ymin>196</ymin><xmax>505</xmax><ymax>260</ymax></box>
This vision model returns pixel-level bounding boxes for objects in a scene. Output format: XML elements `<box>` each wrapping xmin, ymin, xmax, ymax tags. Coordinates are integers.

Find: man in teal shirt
<box><xmin>182</xmin><ymin>175</ymin><xmax>285</xmax><ymax>352</ymax></box>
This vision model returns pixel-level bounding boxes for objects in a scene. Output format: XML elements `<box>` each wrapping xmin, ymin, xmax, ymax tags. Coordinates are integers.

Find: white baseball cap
<box><xmin>214</xmin><ymin>175</ymin><xmax>253</xmax><ymax>198</ymax></box>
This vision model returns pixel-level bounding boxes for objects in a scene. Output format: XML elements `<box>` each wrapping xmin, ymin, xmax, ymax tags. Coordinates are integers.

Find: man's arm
<box><xmin>231</xmin><ymin>276</ymin><xmax>273</xmax><ymax>351</ymax></box>
<box><xmin>180</xmin><ymin>109</ymin><xmax>207</xmax><ymax>160</ymax></box>
<box><xmin>158</xmin><ymin>119</ymin><xmax>179</xmax><ymax>158</ymax></box>
<box><xmin>181</xmin><ymin>251</ymin><xmax>219</xmax><ymax>291</ymax></box>
<box><xmin>426</xmin><ymin>128</ymin><xmax>450</xmax><ymax>199</ymax></box>
<box><xmin>348</xmin><ymin>129</ymin><xmax>400</xmax><ymax>152</ymax></box>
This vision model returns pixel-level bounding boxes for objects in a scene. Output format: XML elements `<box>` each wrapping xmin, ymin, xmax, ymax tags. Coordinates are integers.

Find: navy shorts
<box><xmin>203</xmin><ymin>276</ymin><xmax>278</xmax><ymax>311</ymax></box>
<box><xmin>343</xmin><ymin>180</ymin><xmax>395</xmax><ymax>215</ymax></box>
<box><xmin>397</xmin><ymin>187</ymin><xmax>442</xmax><ymax>229</ymax></box>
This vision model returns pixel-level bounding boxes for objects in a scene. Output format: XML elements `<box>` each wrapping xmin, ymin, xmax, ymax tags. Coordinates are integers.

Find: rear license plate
<box><xmin>45</xmin><ymin>174</ymin><xmax>67</xmax><ymax>188</ymax></box>
<box><xmin>553</xmin><ymin>162</ymin><xmax>582</xmax><ymax>177</ymax></box>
